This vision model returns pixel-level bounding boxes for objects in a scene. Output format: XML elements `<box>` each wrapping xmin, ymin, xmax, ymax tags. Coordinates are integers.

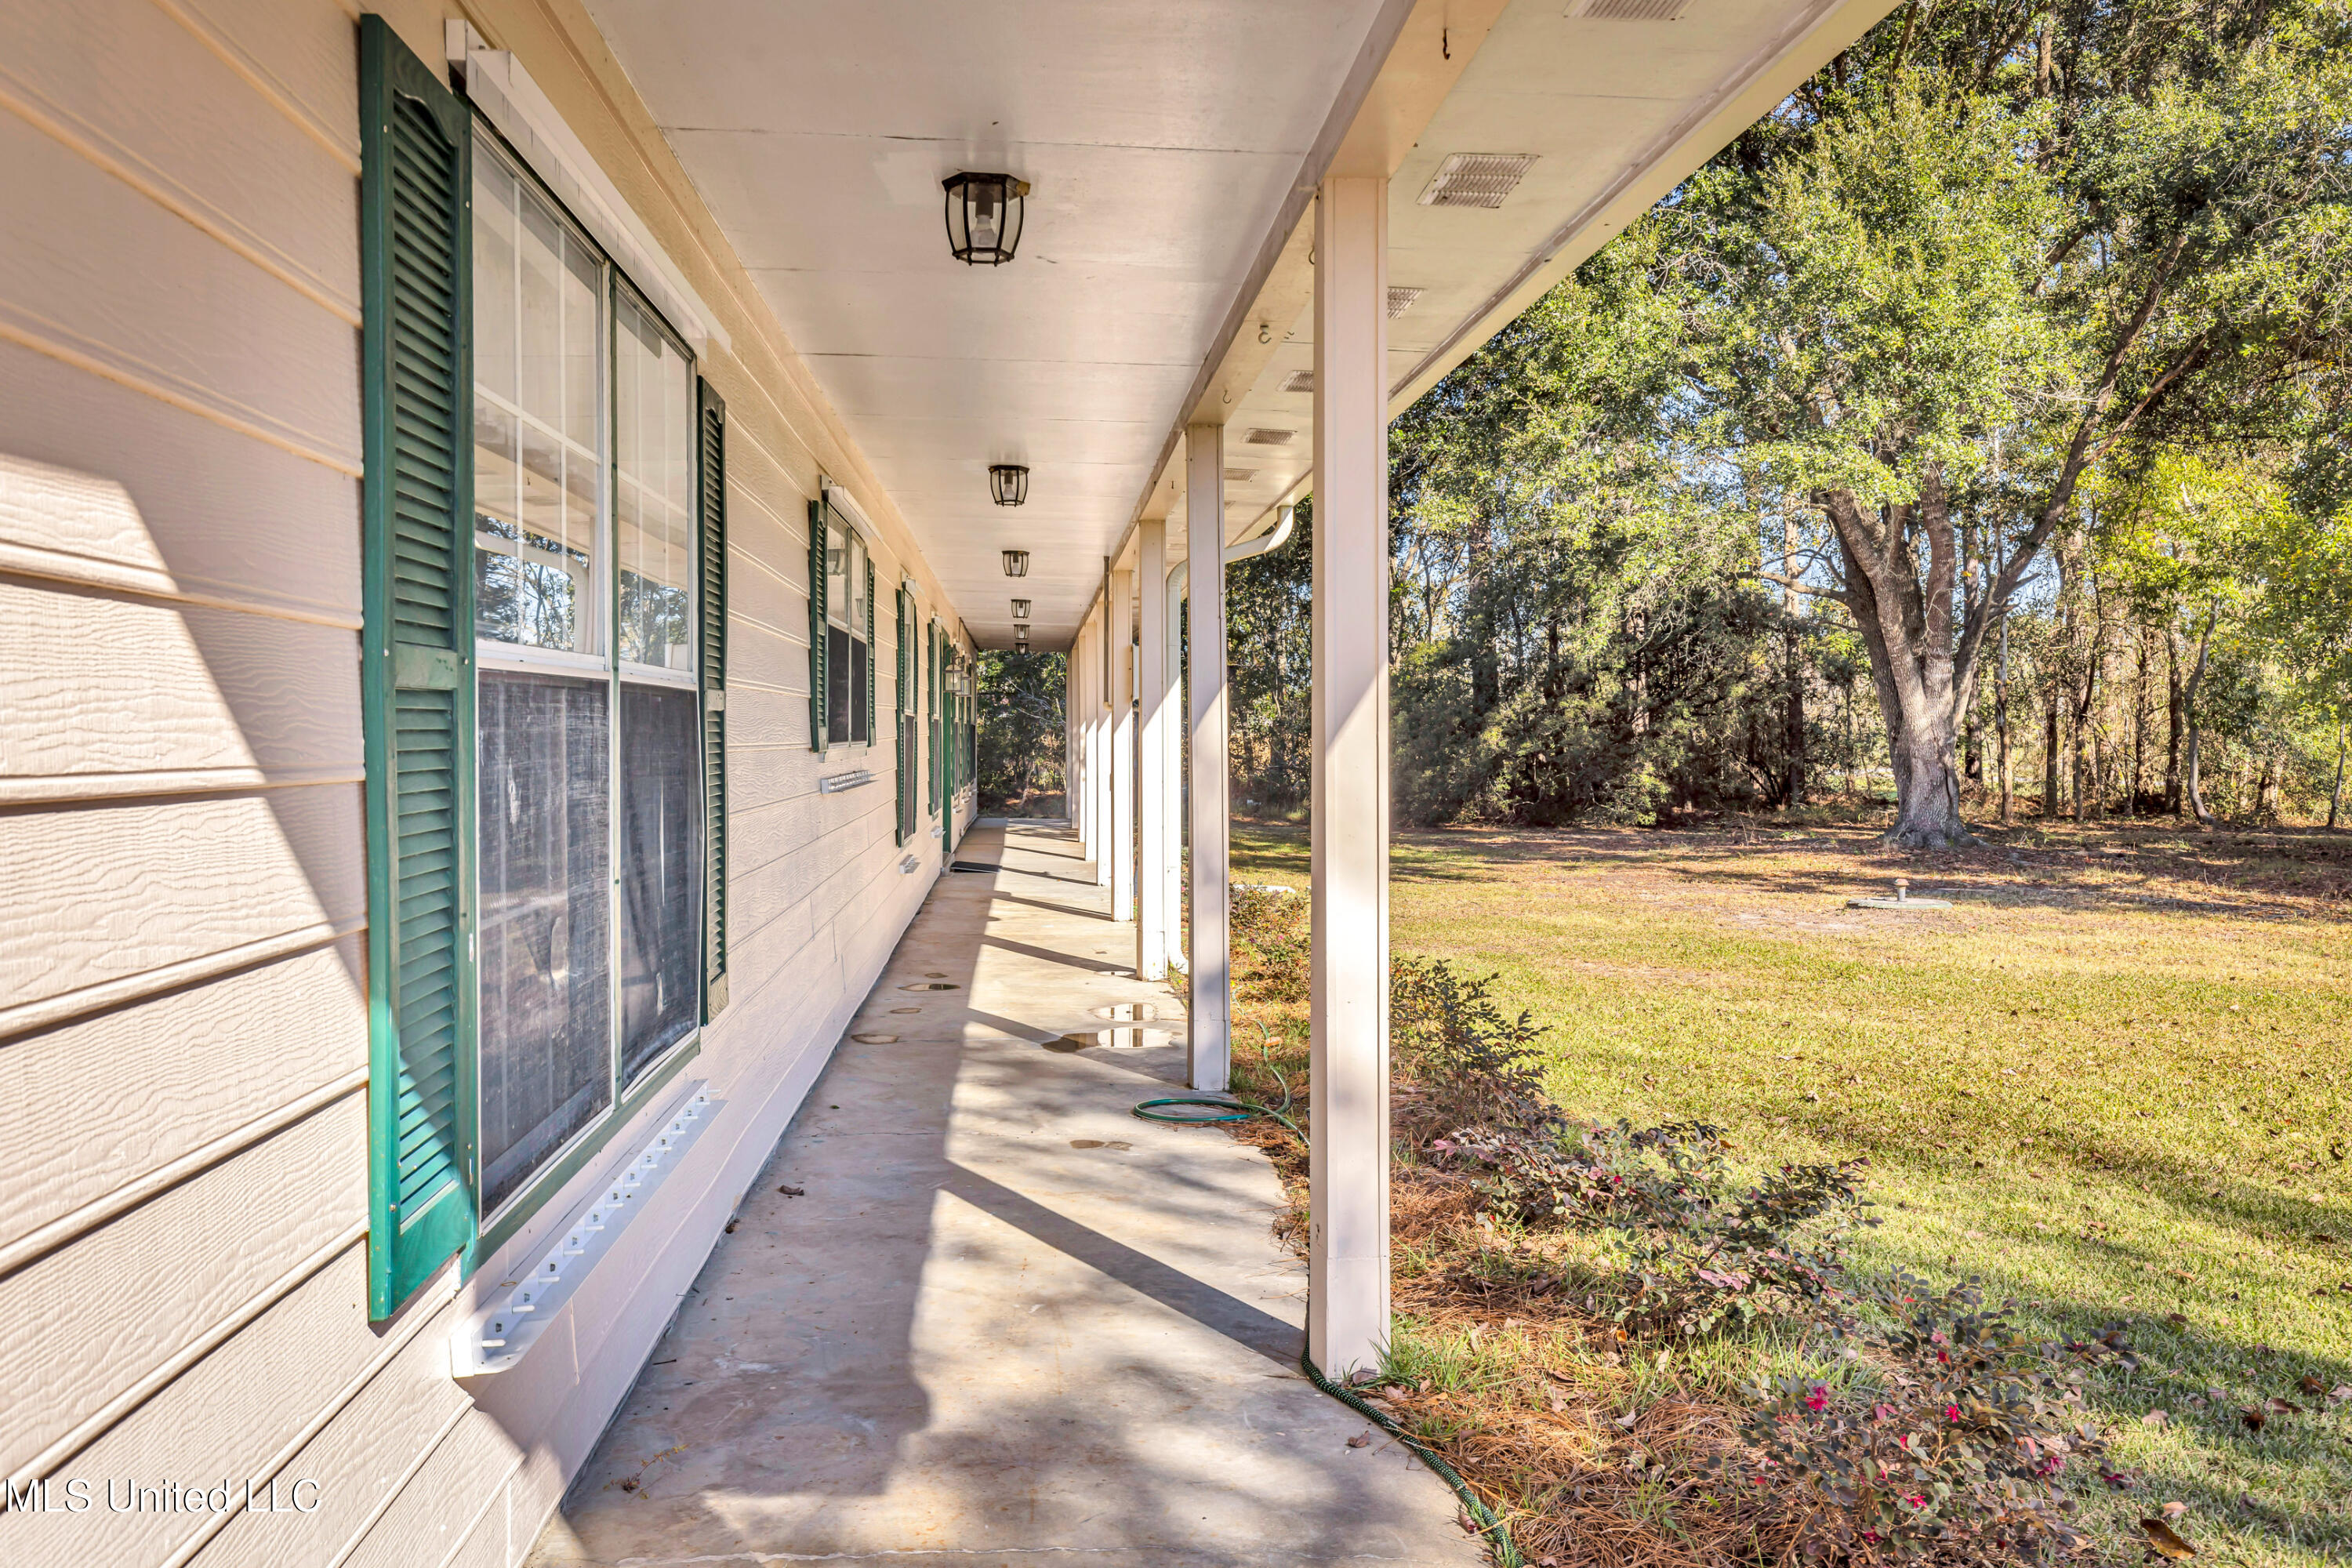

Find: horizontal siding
<box><xmin>0</xmin><ymin>938</ymin><xmax>364</xmax><ymax>1254</ymax></box>
<box><xmin>0</xmin><ymin>578</ymin><xmax>361</xmax><ymax>800</ymax></box>
<box><xmin>0</xmin><ymin>107</ymin><xmax>361</xmax><ymax>472</ymax></box>
<box><xmin>0</xmin><ymin>0</ymin><xmax>976</xmax><ymax>1562</ymax></box>
<box><xmin>0</xmin><ymin>786</ymin><xmax>363</xmax><ymax>1036</ymax></box>
<box><xmin>0</xmin><ymin>0</ymin><xmax>361</xmax><ymax>318</ymax></box>
<box><xmin>0</xmin><ymin>1094</ymin><xmax>365</xmax><ymax>1478</ymax></box>
<box><xmin>0</xmin><ymin>340</ymin><xmax>361</xmax><ymax>625</ymax></box>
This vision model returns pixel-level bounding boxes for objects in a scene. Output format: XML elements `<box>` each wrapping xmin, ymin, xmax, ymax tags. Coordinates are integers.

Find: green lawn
<box><xmin>1232</xmin><ymin>818</ymin><xmax>2352</xmax><ymax>1566</ymax></box>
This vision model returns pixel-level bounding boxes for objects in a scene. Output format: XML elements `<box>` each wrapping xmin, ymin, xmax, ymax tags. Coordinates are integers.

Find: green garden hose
<box><xmin>1130</xmin><ymin>1028</ymin><xmax>1523</xmax><ymax>1566</ymax></box>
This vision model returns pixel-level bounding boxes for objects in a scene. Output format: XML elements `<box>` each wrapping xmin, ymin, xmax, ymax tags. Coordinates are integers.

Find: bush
<box><xmin>1395</xmin><ymin>957</ymin><xmax>1868</xmax><ymax>1338</ymax></box>
<box><xmin>1722</xmin><ymin>1274</ymin><xmax>2111</xmax><ymax>1566</ymax></box>
<box><xmin>1230</xmin><ymin>884</ymin><xmax>1309</xmax><ymax>1001</ymax></box>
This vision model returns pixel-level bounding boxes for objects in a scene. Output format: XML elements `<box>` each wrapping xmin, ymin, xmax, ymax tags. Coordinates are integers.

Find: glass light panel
<box><xmin>618</xmin><ymin>683</ymin><xmax>702</xmax><ymax>1084</ymax></box>
<box><xmin>615</xmin><ymin>287</ymin><xmax>695</xmax><ymax>672</ymax></box>
<box><xmin>473</xmin><ymin>130</ymin><xmax>603</xmax><ymax>655</ymax></box>
<box><xmin>477</xmin><ymin>670</ymin><xmax>613</xmax><ymax>1213</ymax></box>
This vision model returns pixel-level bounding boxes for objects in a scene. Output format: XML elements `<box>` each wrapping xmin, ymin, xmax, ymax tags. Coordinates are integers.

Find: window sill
<box><xmin>470</xmin><ymin>1033</ymin><xmax>702</xmax><ymax>1265</ymax></box>
<box><xmin>454</xmin><ymin>1077</ymin><xmax>717</xmax><ymax>1376</ymax></box>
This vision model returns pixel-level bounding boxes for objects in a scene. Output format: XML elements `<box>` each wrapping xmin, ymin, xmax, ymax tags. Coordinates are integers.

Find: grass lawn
<box><xmin>1230</xmin><ymin>816</ymin><xmax>2352</xmax><ymax>1567</ymax></box>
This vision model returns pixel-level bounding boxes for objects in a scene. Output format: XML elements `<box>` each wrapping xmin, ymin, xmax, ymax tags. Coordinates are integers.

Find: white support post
<box><xmin>1110</xmin><ymin>567</ymin><xmax>1137</xmax><ymax>920</ymax></box>
<box><xmin>1185</xmin><ymin>423</ymin><xmax>1231</xmax><ymax>1091</ymax></box>
<box><xmin>1078</xmin><ymin>621</ymin><xmax>1097</xmax><ymax>855</ymax></box>
<box><xmin>1308</xmin><ymin>175</ymin><xmax>1391</xmax><ymax>1381</ymax></box>
<box><xmin>1163</xmin><ymin>563</ymin><xmax>1185</xmax><ymax>961</ymax></box>
<box><xmin>1136</xmin><ymin>522</ymin><xmax>1169</xmax><ymax>974</ymax></box>
<box><xmin>1093</xmin><ymin>592</ymin><xmax>1113</xmax><ymax>891</ymax></box>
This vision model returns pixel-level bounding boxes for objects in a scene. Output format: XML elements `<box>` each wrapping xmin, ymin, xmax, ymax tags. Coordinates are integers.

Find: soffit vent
<box><xmin>1281</xmin><ymin>369</ymin><xmax>1315</xmax><ymax>394</ymax></box>
<box><xmin>1224</xmin><ymin>467</ymin><xmax>1258</xmax><ymax>482</ymax></box>
<box><xmin>1417</xmin><ymin>153</ymin><xmax>1540</xmax><ymax>209</ymax></box>
<box><xmin>1244</xmin><ymin>427</ymin><xmax>1296</xmax><ymax>445</ymax></box>
<box><xmin>1386</xmin><ymin>286</ymin><xmax>1423</xmax><ymax>318</ymax></box>
<box><xmin>1566</xmin><ymin>0</ymin><xmax>1686</xmax><ymax>18</ymax></box>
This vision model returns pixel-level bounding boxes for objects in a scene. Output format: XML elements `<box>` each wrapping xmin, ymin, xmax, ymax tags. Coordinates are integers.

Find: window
<box><xmin>808</xmin><ymin>498</ymin><xmax>874</xmax><ymax>752</ymax></box>
<box><xmin>359</xmin><ymin>16</ymin><xmax>725</xmax><ymax>1319</ymax></box>
<box><xmin>466</xmin><ymin>128</ymin><xmax>705</xmax><ymax>1223</ymax></box>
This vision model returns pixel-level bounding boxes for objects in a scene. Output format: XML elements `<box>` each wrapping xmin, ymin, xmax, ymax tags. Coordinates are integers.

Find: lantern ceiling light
<box><xmin>943</xmin><ymin>172</ymin><xmax>1030</xmax><ymax>266</ymax></box>
<box><xmin>1001</xmin><ymin>549</ymin><xmax>1029</xmax><ymax>578</ymax></box>
<box><xmin>1009</xmin><ymin>598</ymin><xmax>1031</xmax><ymax>619</ymax></box>
<box><xmin>989</xmin><ymin>463</ymin><xmax>1029</xmax><ymax>507</ymax></box>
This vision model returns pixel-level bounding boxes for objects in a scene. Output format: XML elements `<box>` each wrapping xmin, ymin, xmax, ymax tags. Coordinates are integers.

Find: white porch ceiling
<box><xmin>581</xmin><ymin>0</ymin><xmax>1399</xmax><ymax>648</ymax></box>
<box><xmin>583</xmin><ymin>0</ymin><xmax>1892</xmax><ymax>649</ymax></box>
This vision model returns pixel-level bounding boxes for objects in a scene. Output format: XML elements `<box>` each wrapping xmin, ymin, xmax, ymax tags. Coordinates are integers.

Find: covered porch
<box><xmin>530</xmin><ymin>821</ymin><xmax>1483</xmax><ymax>1564</ymax></box>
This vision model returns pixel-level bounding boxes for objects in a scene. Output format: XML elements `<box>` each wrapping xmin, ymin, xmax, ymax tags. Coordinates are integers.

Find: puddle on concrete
<box><xmin>851</xmin><ymin>1033</ymin><xmax>898</xmax><ymax>1044</ymax></box>
<box><xmin>900</xmin><ymin>982</ymin><xmax>961</xmax><ymax>991</ymax></box>
<box><xmin>1045</xmin><ymin>1027</ymin><xmax>1177</xmax><ymax>1052</ymax></box>
<box><xmin>1069</xmin><ymin>1139</ymin><xmax>1134</xmax><ymax>1151</ymax></box>
<box><xmin>1091</xmin><ymin>1003</ymin><xmax>1158</xmax><ymax>1021</ymax></box>
<box><xmin>890</xmin><ymin>1007</ymin><xmax>921</xmax><ymax>1014</ymax></box>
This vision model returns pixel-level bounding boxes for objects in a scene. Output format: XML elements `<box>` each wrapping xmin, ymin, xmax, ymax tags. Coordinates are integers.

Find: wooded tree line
<box><xmin>1225</xmin><ymin>0</ymin><xmax>2352</xmax><ymax>839</ymax></box>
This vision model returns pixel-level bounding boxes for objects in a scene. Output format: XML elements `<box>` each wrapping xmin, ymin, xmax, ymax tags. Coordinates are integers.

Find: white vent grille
<box><xmin>1244</xmin><ymin>427</ymin><xmax>1296</xmax><ymax>445</ymax></box>
<box><xmin>1281</xmin><ymin>369</ymin><xmax>1315</xmax><ymax>394</ymax></box>
<box><xmin>1224</xmin><ymin>467</ymin><xmax>1258</xmax><ymax>482</ymax></box>
<box><xmin>1386</xmin><ymin>286</ymin><xmax>1423</xmax><ymax>318</ymax></box>
<box><xmin>1566</xmin><ymin>0</ymin><xmax>1686</xmax><ymax>17</ymax></box>
<box><xmin>1417</xmin><ymin>153</ymin><xmax>1540</xmax><ymax>209</ymax></box>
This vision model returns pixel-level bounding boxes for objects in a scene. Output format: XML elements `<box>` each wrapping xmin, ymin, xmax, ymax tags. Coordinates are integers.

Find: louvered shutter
<box><xmin>359</xmin><ymin>14</ymin><xmax>476</xmax><ymax>1321</ymax></box>
<box><xmin>894</xmin><ymin>586</ymin><xmax>908</xmax><ymax>845</ymax></box>
<box><xmin>864</xmin><ymin>557</ymin><xmax>877</xmax><ymax>746</ymax></box>
<box><xmin>927</xmin><ymin>622</ymin><xmax>941</xmax><ymax>817</ymax></box>
<box><xmin>697</xmin><ymin>378</ymin><xmax>729</xmax><ymax>1018</ymax></box>
<box><xmin>807</xmin><ymin>499</ymin><xmax>827</xmax><ymax>750</ymax></box>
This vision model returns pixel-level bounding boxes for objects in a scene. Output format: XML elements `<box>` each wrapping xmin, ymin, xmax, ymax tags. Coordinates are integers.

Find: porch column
<box><xmin>1136</xmin><ymin>521</ymin><xmax>1170</xmax><ymax>975</ymax></box>
<box><xmin>1185</xmin><ymin>423</ymin><xmax>1230</xmax><ymax>1091</ymax></box>
<box><xmin>1094</xmin><ymin>590</ymin><xmax>1113</xmax><ymax>891</ymax></box>
<box><xmin>1078</xmin><ymin>620</ymin><xmax>1098</xmax><ymax>855</ymax></box>
<box><xmin>1109</xmin><ymin>565</ymin><xmax>1137</xmax><ymax>920</ymax></box>
<box><xmin>1308</xmin><ymin>174</ymin><xmax>1390</xmax><ymax>1379</ymax></box>
<box><xmin>1163</xmin><ymin>563</ymin><xmax>1185</xmax><ymax>966</ymax></box>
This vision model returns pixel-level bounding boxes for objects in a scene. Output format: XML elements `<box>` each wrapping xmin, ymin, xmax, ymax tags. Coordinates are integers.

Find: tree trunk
<box><xmin>2044</xmin><ymin>692</ymin><xmax>2062</xmax><ymax>818</ymax></box>
<box><xmin>2182</xmin><ymin>604</ymin><xmax>2216</xmax><ymax>827</ymax></box>
<box><xmin>2165</xmin><ymin>631</ymin><xmax>2184</xmax><ymax>815</ymax></box>
<box><xmin>2256</xmin><ymin>754</ymin><xmax>2279</xmax><ymax>823</ymax></box>
<box><xmin>1783</xmin><ymin>515</ymin><xmax>1806</xmax><ymax>807</ymax></box>
<box><xmin>2328</xmin><ymin>724</ymin><xmax>2344</xmax><ymax>830</ymax></box>
<box><xmin>2127</xmin><ymin>630</ymin><xmax>2147</xmax><ymax>817</ymax></box>
<box><xmin>1822</xmin><ymin>478</ymin><xmax>1972</xmax><ymax>848</ymax></box>
<box><xmin>1995</xmin><ymin>612</ymin><xmax>2013</xmax><ymax>825</ymax></box>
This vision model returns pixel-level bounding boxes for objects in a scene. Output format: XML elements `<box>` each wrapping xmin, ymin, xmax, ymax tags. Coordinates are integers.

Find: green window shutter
<box><xmin>927</xmin><ymin>622</ymin><xmax>940</xmax><ymax>817</ymax></box>
<box><xmin>807</xmin><ymin>499</ymin><xmax>827</xmax><ymax>750</ymax></box>
<box><xmin>894</xmin><ymin>586</ymin><xmax>908</xmax><ymax>845</ymax></box>
<box><xmin>359</xmin><ymin>13</ymin><xmax>476</xmax><ymax>1322</ymax></box>
<box><xmin>697</xmin><ymin>377</ymin><xmax>729</xmax><ymax>1020</ymax></box>
<box><xmin>865</xmin><ymin>557</ymin><xmax>877</xmax><ymax>747</ymax></box>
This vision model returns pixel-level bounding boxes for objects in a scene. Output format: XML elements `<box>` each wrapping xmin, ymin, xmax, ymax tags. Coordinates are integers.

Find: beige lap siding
<box><xmin>0</xmin><ymin>0</ymin><xmax>960</xmax><ymax>1562</ymax></box>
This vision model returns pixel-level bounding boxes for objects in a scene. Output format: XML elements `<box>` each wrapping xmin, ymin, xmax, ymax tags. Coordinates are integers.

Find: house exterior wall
<box><xmin>0</xmin><ymin>2</ymin><xmax>970</xmax><ymax>1562</ymax></box>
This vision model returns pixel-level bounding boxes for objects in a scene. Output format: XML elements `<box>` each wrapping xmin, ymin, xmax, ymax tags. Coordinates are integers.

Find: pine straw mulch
<box><xmin>1219</xmin><ymin>1021</ymin><xmax>1811</xmax><ymax>1568</ymax></box>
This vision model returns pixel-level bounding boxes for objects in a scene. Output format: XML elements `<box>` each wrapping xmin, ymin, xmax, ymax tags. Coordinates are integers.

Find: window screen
<box><xmin>477</xmin><ymin>670</ymin><xmax>612</xmax><ymax>1212</ymax></box>
<box><xmin>619</xmin><ymin>682</ymin><xmax>701</xmax><ymax>1084</ymax></box>
<box><xmin>615</xmin><ymin>286</ymin><xmax>695</xmax><ymax>673</ymax></box>
<box><xmin>473</xmin><ymin>141</ymin><xmax>602</xmax><ymax>654</ymax></box>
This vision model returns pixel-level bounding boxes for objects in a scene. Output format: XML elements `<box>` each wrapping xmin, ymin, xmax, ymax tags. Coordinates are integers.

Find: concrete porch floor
<box><xmin>528</xmin><ymin>821</ymin><xmax>1483</xmax><ymax>1567</ymax></box>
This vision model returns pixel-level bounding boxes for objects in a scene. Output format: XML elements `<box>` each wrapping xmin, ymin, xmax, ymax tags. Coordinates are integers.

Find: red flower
<box><xmin>1806</xmin><ymin>1386</ymin><xmax>1830</xmax><ymax>1412</ymax></box>
<box><xmin>1945</xmin><ymin>1405</ymin><xmax>1962</xmax><ymax>1422</ymax></box>
<box><xmin>1905</xmin><ymin>1494</ymin><xmax>1926</xmax><ymax>1508</ymax></box>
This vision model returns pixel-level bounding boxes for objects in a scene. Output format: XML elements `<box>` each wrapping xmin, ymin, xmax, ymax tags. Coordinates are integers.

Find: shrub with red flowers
<box><xmin>1720</xmin><ymin>1273</ymin><xmax>2111</xmax><ymax>1565</ymax></box>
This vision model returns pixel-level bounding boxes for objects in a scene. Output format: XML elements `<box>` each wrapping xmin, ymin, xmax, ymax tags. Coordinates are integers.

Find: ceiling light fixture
<box><xmin>1010</xmin><ymin>598</ymin><xmax>1031</xmax><ymax>619</ymax></box>
<box><xmin>989</xmin><ymin>463</ymin><xmax>1029</xmax><ymax>506</ymax></box>
<box><xmin>1002</xmin><ymin>550</ymin><xmax>1030</xmax><ymax>578</ymax></box>
<box><xmin>943</xmin><ymin>172</ymin><xmax>1030</xmax><ymax>265</ymax></box>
